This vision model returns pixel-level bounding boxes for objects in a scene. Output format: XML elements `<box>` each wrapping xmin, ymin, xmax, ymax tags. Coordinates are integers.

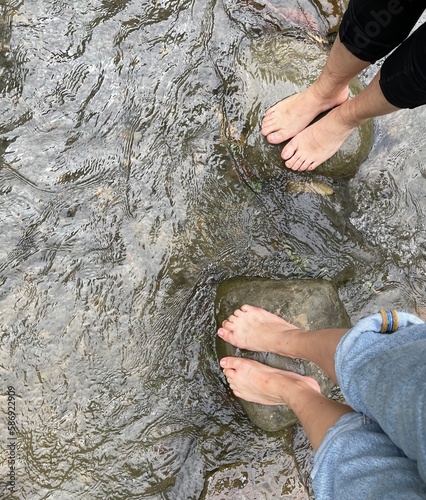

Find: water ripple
<box><xmin>2</xmin><ymin>0</ymin><xmax>426</xmax><ymax>498</ymax></box>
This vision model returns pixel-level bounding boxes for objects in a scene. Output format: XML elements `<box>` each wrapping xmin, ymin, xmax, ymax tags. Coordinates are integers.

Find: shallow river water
<box><xmin>1</xmin><ymin>1</ymin><xmax>426</xmax><ymax>498</ymax></box>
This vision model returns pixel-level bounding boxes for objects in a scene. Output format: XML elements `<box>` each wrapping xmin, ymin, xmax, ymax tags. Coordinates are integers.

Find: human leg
<box><xmin>335</xmin><ymin>312</ymin><xmax>426</xmax><ymax>482</ymax></box>
<box><xmin>339</xmin><ymin>0</ymin><xmax>425</xmax><ymax>63</ymax></box>
<box><xmin>218</xmin><ymin>310</ymin><xmax>426</xmax><ymax>496</ymax></box>
<box><xmin>281</xmin><ymin>70</ymin><xmax>401</xmax><ymax>171</ymax></box>
<box><xmin>217</xmin><ymin>304</ymin><xmax>348</xmax><ymax>384</ymax></box>
<box><xmin>263</xmin><ymin>0</ymin><xmax>425</xmax><ymax>170</ymax></box>
<box><xmin>220</xmin><ymin>356</ymin><xmax>354</xmax><ymax>451</ymax></box>
<box><xmin>379</xmin><ymin>22</ymin><xmax>426</xmax><ymax>108</ymax></box>
<box><xmin>312</xmin><ymin>413</ymin><xmax>426</xmax><ymax>499</ymax></box>
<box><xmin>282</xmin><ymin>12</ymin><xmax>426</xmax><ymax>170</ymax></box>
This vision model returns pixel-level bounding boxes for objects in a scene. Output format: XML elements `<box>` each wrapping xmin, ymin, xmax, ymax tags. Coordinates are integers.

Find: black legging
<box><xmin>339</xmin><ymin>0</ymin><xmax>426</xmax><ymax>108</ymax></box>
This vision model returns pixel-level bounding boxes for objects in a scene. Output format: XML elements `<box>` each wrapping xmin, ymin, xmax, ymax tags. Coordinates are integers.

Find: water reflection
<box><xmin>1</xmin><ymin>1</ymin><xmax>426</xmax><ymax>498</ymax></box>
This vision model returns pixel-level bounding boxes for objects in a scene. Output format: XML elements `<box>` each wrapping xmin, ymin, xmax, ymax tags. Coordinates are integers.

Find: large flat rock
<box><xmin>215</xmin><ymin>277</ymin><xmax>351</xmax><ymax>431</ymax></box>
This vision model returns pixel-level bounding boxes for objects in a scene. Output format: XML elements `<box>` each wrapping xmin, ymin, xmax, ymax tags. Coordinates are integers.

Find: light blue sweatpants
<box><xmin>311</xmin><ymin>312</ymin><xmax>426</xmax><ymax>499</ymax></box>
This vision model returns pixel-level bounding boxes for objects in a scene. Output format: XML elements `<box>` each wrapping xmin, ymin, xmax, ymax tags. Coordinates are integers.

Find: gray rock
<box><xmin>249</xmin><ymin>0</ymin><xmax>348</xmax><ymax>35</ymax></box>
<box><xmin>203</xmin><ymin>456</ymin><xmax>309</xmax><ymax>499</ymax></box>
<box><xmin>215</xmin><ymin>277</ymin><xmax>351</xmax><ymax>431</ymax></box>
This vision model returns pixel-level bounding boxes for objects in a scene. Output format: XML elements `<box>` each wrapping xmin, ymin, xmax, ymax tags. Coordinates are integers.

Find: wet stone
<box><xmin>222</xmin><ymin>33</ymin><xmax>373</xmax><ymax>181</ymax></box>
<box><xmin>215</xmin><ymin>277</ymin><xmax>351</xmax><ymax>432</ymax></box>
<box><xmin>203</xmin><ymin>457</ymin><xmax>309</xmax><ymax>499</ymax></box>
<box><xmin>245</xmin><ymin>0</ymin><xmax>347</xmax><ymax>35</ymax></box>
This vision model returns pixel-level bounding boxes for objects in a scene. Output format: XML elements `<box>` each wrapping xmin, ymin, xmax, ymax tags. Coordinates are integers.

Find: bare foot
<box><xmin>220</xmin><ymin>356</ymin><xmax>320</xmax><ymax>406</ymax></box>
<box><xmin>281</xmin><ymin>104</ymin><xmax>358</xmax><ymax>171</ymax></box>
<box><xmin>261</xmin><ymin>85</ymin><xmax>348</xmax><ymax>145</ymax></box>
<box><xmin>217</xmin><ymin>304</ymin><xmax>305</xmax><ymax>358</ymax></box>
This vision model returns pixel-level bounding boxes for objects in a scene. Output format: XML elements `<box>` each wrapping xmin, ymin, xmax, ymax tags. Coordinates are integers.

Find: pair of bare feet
<box><xmin>217</xmin><ymin>305</ymin><xmax>355</xmax><ymax>450</ymax></box>
<box><xmin>218</xmin><ymin>304</ymin><xmax>321</xmax><ymax>408</ymax></box>
<box><xmin>261</xmin><ymin>84</ymin><xmax>352</xmax><ymax>171</ymax></box>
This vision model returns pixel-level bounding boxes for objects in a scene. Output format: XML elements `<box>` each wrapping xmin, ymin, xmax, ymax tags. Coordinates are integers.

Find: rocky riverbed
<box><xmin>1</xmin><ymin>1</ymin><xmax>425</xmax><ymax>498</ymax></box>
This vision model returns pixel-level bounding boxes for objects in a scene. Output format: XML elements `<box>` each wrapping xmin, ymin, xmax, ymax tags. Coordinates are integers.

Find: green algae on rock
<box><xmin>215</xmin><ymin>277</ymin><xmax>351</xmax><ymax>432</ymax></box>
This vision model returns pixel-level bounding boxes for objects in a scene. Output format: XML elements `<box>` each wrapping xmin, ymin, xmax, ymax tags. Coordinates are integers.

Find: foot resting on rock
<box><xmin>261</xmin><ymin>85</ymin><xmax>348</xmax><ymax>146</ymax></box>
<box><xmin>280</xmin><ymin>104</ymin><xmax>358</xmax><ymax>171</ymax></box>
<box><xmin>217</xmin><ymin>304</ymin><xmax>305</xmax><ymax>358</ymax></box>
<box><xmin>220</xmin><ymin>356</ymin><xmax>321</xmax><ymax>406</ymax></box>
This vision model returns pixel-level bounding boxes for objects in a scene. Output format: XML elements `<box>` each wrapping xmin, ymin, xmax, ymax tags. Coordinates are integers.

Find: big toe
<box><xmin>218</xmin><ymin>326</ymin><xmax>233</xmax><ymax>342</ymax></box>
<box><xmin>267</xmin><ymin>130</ymin><xmax>292</xmax><ymax>145</ymax></box>
<box><xmin>281</xmin><ymin>140</ymin><xmax>297</xmax><ymax>161</ymax></box>
<box><xmin>220</xmin><ymin>356</ymin><xmax>241</xmax><ymax>370</ymax></box>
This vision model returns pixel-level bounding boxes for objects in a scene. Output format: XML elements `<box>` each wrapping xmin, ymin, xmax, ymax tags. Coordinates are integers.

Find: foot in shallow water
<box><xmin>217</xmin><ymin>304</ymin><xmax>303</xmax><ymax>358</ymax></box>
<box><xmin>280</xmin><ymin>104</ymin><xmax>356</xmax><ymax>171</ymax></box>
<box><xmin>220</xmin><ymin>356</ymin><xmax>321</xmax><ymax>405</ymax></box>
<box><xmin>260</xmin><ymin>85</ymin><xmax>349</xmax><ymax>146</ymax></box>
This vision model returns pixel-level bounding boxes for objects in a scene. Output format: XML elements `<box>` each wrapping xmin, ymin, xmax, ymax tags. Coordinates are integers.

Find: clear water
<box><xmin>1</xmin><ymin>1</ymin><xmax>426</xmax><ymax>498</ymax></box>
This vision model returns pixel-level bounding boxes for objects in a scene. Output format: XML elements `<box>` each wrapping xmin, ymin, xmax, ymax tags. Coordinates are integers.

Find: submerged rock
<box><xmin>287</xmin><ymin>178</ymin><xmax>335</xmax><ymax>195</ymax></box>
<box><xmin>215</xmin><ymin>277</ymin><xmax>351</xmax><ymax>432</ymax></box>
<box><xmin>203</xmin><ymin>457</ymin><xmax>309</xmax><ymax>499</ymax></box>
<box><xmin>268</xmin><ymin>0</ymin><xmax>347</xmax><ymax>34</ymax></box>
<box><xmin>222</xmin><ymin>32</ymin><xmax>373</xmax><ymax>180</ymax></box>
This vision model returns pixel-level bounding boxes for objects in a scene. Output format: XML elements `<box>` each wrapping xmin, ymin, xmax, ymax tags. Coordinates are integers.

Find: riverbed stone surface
<box><xmin>215</xmin><ymin>277</ymin><xmax>351</xmax><ymax>432</ymax></box>
<box><xmin>222</xmin><ymin>33</ymin><xmax>373</xmax><ymax>180</ymax></box>
<box><xmin>204</xmin><ymin>456</ymin><xmax>309</xmax><ymax>499</ymax></box>
<box><xmin>253</xmin><ymin>0</ymin><xmax>348</xmax><ymax>35</ymax></box>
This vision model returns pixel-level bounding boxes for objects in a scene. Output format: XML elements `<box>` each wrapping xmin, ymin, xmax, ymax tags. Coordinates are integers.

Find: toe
<box><xmin>284</xmin><ymin>152</ymin><xmax>299</xmax><ymax>169</ymax></box>
<box><xmin>281</xmin><ymin>140</ymin><xmax>297</xmax><ymax>161</ymax></box>
<box><xmin>217</xmin><ymin>327</ymin><xmax>229</xmax><ymax>339</ymax></box>
<box><xmin>267</xmin><ymin>130</ymin><xmax>291</xmax><ymax>144</ymax></box>
<box><xmin>230</xmin><ymin>385</ymin><xmax>240</xmax><ymax>396</ymax></box>
<box><xmin>297</xmin><ymin>159</ymin><xmax>311</xmax><ymax>171</ymax></box>
<box><xmin>233</xmin><ymin>308</ymin><xmax>242</xmax><ymax>317</ymax></box>
<box><xmin>261</xmin><ymin>113</ymin><xmax>276</xmax><ymax>127</ymax></box>
<box><xmin>263</xmin><ymin>106</ymin><xmax>276</xmax><ymax>118</ymax></box>
<box><xmin>261</xmin><ymin>120</ymin><xmax>278</xmax><ymax>137</ymax></box>
<box><xmin>220</xmin><ymin>356</ymin><xmax>241</xmax><ymax>370</ymax></box>
<box><xmin>221</xmin><ymin>319</ymin><xmax>234</xmax><ymax>331</ymax></box>
<box><xmin>286</xmin><ymin>155</ymin><xmax>303</xmax><ymax>170</ymax></box>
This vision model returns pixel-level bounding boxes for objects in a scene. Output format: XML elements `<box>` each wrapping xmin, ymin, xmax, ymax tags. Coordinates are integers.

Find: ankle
<box><xmin>285</xmin><ymin>377</ymin><xmax>321</xmax><ymax>411</ymax></box>
<box><xmin>336</xmin><ymin>99</ymin><xmax>368</xmax><ymax>129</ymax></box>
<box><xmin>277</xmin><ymin>328</ymin><xmax>309</xmax><ymax>359</ymax></box>
<box><xmin>311</xmin><ymin>74</ymin><xmax>349</xmax><ymax>103</ymax></box>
